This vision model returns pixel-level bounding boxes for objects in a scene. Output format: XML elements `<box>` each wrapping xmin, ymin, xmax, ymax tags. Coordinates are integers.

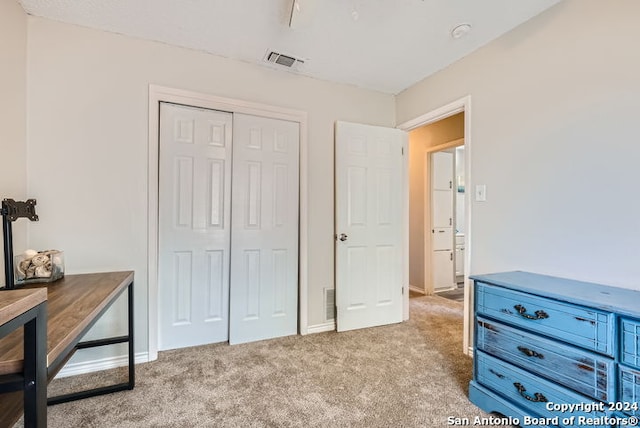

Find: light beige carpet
<box><xmin>18</xmin><ymin>295</ymin><xmax>486</xmax><ymax>427</ymax></box>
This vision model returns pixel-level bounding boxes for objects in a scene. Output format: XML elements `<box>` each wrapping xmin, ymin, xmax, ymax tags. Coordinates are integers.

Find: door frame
<box><xmin>397</xmin><ymin>95</ymin><xmax>473</xmax><ymax>356</ymax></box>
<box><xmin>147</xmin><ymin>85</ymin><xmax>309</xmax><ymax>361</ymax></box>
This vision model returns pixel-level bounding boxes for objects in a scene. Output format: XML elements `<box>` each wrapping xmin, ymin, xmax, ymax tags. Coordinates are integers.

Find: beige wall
<box><xmin>24</xmin><ymin>17</ymin><xmax>395</xmax><ymax>360</ymax></box>
<box><xmin>0</xmin><ymin>0</ymin><xmax>28</xmax><ymax>285</ymax></box>
<box><xmin>409</xmin><ymin>113</ymin><xmax>464</xmax><ymax>150</ymax></box>
<box><xmin>408</xmin><ymin>134</ymin><xmax>425</xmax><ymax>290</ymax></box>
<box><xmin>408</xmin><ymin>113</ymin><xmax>463</xmax><ymax>292</ymax></box>
<box><xmin>398</xmin><ymin>0</ymin><xmax>640</xmax><ymax>290</ymax></box>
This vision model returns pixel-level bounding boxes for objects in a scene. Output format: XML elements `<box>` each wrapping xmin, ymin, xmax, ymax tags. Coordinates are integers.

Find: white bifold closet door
<box><xmin>158</xmin><ymin>103</ymin><xmax>233</xmax><ymax>350</ymax></box>
<box><xmin>158</xmin><ymin>104</ymin><xmax>299</xmax><ymax>350</ymax></box>
<box><xmin>229</xmin><ymin>113</ymin><xmax>299</xmax><ymax>345</ymax></box>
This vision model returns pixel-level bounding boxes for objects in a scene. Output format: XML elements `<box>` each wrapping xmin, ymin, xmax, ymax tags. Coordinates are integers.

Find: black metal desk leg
<box><xmin>127</xmin><ymin>281</ymin><xmax>134</xmax><ymax>389</ymax></box>
<box><xmin>23</xmin><ymin>302</ymin><xmax>47</xmax><ymax>428</ymax></box>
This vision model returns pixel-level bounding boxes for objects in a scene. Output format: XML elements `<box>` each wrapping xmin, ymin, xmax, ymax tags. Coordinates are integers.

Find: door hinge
<box><xmin>450</xmin><ymin>252</ymin><xmax>453</xmax><ymax>261</ymax></box>
<box><xmin>401</xmin><ymin>147</ymin><xmax>404</xmax><ymax>156</ymax></box>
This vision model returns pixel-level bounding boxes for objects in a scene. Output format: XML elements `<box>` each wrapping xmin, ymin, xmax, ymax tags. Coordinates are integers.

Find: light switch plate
<box><xmin>475</xmin><ymin>184</ymin><xmax>487</xmax><ymax>201</ymax></box>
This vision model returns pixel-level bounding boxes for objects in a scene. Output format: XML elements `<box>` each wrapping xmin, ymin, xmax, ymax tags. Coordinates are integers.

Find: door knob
<box><xmin>338</xmin><ymin>233</ymin><xmax>348</xmax><ymax>242</ymax></box>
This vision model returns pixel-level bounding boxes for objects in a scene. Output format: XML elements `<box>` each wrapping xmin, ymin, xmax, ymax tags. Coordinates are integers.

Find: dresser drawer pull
<box><xmin>517</xmin><ymin>346</ymin><xmax>544</xmax><ymax>359</ymax></box>
<box><xmin>513</xmin><ymin>382</ymin><xmax>548</xmax><ymax>402</ymax></box>
<box><xmin>514</xmin><ymin>304</ymin><xmax>549</xmax><ymax>320</ymax></box>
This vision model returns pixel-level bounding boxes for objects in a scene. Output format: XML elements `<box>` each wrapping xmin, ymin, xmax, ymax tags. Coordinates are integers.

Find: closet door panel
<box><xmin>158</xmin><ymin>102</ymin><xmax>232</xmax><ymax>350</ymax></box>
<box><xmin>229</xmin><ymin>113</ymin><xmax>300</xmax><ymax>344</ymax></box>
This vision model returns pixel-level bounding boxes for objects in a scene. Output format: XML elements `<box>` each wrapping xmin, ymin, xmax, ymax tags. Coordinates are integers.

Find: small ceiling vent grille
<box><xmin>264</xmin><ymin>51</ymin><xmax>304</xmax><ymax>69</ymax></box>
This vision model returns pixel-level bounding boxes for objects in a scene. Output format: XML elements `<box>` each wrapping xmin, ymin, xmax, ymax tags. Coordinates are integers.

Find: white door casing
<box><xmin>431</xmin><ymin>151</ymin><xmax>455</xmax><ymax>292</ymax></box>
<box><xmin>229</xmin><ymin>113</ymin><xmax>300</xmax><ymax>344</ymax></box>
<box><xmin>158</xmin><ymin>103</ymin><xmax>232</xmax><ymax>350</ymax></box>
<box><xmin>335</xmin><ymin>121</ymin><xmax>406</xmax><ymax>332</ymax></box>
<box><xmin>397</xmin><ymin>95</ymin><xmax>472</xmax><ymax>356</ymax></box>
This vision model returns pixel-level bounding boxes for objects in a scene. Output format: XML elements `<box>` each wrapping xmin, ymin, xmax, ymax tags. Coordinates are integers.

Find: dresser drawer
<box><xmin>476</xmin><ymin>282</ymin><xmax>614</xmax><ymax>355</ymax></box>
<box><xmin>476</xmin><ymin>351</ymin><xmax>609</xmax><ymax>428</ymax></box>
<box><xmin>619</xmin><ymin>365</ymin><xmax>640</xmax><ymax>417</ymax></box>
<box><xmin>476</xmin><ymin>317</ymin><xmax>614</xmax><ymax>401</ymax></box>
<box><xmin>621</xmin><ymin>318</ymin><xmax>640</xmax><ymax>369</ymax></box>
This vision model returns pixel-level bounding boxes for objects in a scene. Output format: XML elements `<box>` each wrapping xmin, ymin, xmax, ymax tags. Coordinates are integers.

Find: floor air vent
<box><xmin>265</xmin><ymin>51</ymin><xmax>304</xmax><ymax>69</ymax></box>
<box><xmin>324</xmin><ymin>288</ymin><xmax>335</xmax><ymax>321</ymax></box>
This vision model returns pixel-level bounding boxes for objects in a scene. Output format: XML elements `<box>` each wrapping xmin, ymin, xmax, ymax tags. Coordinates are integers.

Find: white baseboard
<box><xmin>409</xmin><ymin>285</ymin><xmax>426</xmax><ymax>294</ymax></box>
<box><xmin>56</xmin><ymin>352</ymin><xmax>149</xmax><ymax>379</ymax></box>
<box><xmin>434</xmin><ymin>286</ymin><xmax>457</xmax><ymax>293</ymax></box>
<box><xmin>306</xmin><ymin>321</ymin><xmax>335</xmax><ymax>334</ymax></box>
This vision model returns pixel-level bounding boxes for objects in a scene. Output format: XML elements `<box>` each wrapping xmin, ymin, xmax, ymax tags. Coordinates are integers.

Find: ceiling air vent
<box><xmin>264</xmin><ymin>51</ymin><xmax>304</xmax><ymax>69</ymax></box>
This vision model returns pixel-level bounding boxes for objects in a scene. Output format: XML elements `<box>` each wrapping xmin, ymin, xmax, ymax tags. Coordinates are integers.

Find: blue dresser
<box><xmin>469</xmin><ymin>271</ymin><xmax>640</xmax><ymax>427</ymax></box>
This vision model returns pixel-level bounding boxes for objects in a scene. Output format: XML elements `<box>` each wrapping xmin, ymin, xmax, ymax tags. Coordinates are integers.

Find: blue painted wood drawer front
<box><xmin>619</xmin><ymin>365</ymin><xmax>640</xmax><ymax>417</ymax></box>
<box><xmin>475</xmin><ymin>281</ymin><xmax>614</xmax><ymax>356</ymax></box>
<box><xmin>476</xmin><ymin>317</ymin><xmax>614</xmax><ymax>401</ymax></box>
<box><xmin>476</xmin><ymin>351</ymin><xmax>610</xmax><ymax>428</ymax></box>
<box><xmin>622</xmin><ymin>318</ymin><xmax>640</xmax><ymax>369</ymax></box>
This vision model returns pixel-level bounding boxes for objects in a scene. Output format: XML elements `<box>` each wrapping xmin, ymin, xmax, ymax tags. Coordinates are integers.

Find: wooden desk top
<box><xmin>0</xmin><ymin>288</ymin><xmax>47</xmax><ymax>327</ymax></box>
<box><xmin>0</xmin><ymin>271</ymin><xmax>134</xmax><ymax>376</ymax></box>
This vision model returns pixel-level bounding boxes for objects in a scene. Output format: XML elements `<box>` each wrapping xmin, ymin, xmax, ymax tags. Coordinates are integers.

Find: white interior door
<box><xmin>229</xmin><ymin>113</ymin><xmax>300</xmax><ymax>344</ymax></box>
<box><xmin>158</xmin><ymin>102</ymin><xmax>232</xmax><ymax>350</ymax></box>
<box><xmin>431</xmin><ymin>151</ymin><xmax>455</xmax><ymax>291</ymax></box>
<box><xmin>335</xmin><ymin>121</ymin><xmax>406</xmax><ymax>332</ymax></box>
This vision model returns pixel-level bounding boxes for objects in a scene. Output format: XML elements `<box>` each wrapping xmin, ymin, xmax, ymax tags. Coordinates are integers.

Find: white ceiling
<box><xmin>17</xmin><ymin>0</ymin><xmax>561</xmax><ymax>94</ymax></box>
